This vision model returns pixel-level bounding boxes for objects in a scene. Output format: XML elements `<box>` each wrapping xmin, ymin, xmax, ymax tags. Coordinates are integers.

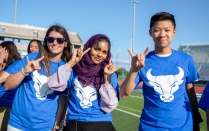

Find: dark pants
<box><xmin>66</xmin><ymin>120</ymin><xmax>116</xmax><ymax>131</ymax></box>
<box><xmin>0</xmin><ymin>106</ymin><xmax>12</xmax><ymax>131</ymax></box>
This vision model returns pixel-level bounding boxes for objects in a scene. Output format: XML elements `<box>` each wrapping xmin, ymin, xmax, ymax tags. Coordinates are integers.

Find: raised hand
<box><xmin>68</xmin><ymin>45</ymin><xmax>91</xmax><ymax>67</ymax></box>
<box><xmin>104</xmin><ymin>58</ymin><xmax>121</xmax><ymax>77</ymax></box>
<box><xmin>128</xmin><ymin>47</ymin><xmax>149</xmax><ymax>72</ymax></box>
<box><xmin>23</xmin><ymin>56</ymin><xmax>45</xmax><ymax>74</ymax></box>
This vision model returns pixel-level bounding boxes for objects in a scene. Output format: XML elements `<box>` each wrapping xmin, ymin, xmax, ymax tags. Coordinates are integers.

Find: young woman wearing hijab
<box><xmin>48</xmin><ymin>34</ymin><xmax>120</xmax><ymax>131</ymax></box>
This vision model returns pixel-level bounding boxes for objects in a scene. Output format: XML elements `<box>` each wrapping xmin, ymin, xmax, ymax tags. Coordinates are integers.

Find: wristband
<box><xmin>54</xmin><ymin>125</ymin><xmax>59</xmax><ymax>130</ymax></box>
<box><xmin>21</xmin><ymin>68</ymin><xmax>29</xmax><ymax>76</ymax></box>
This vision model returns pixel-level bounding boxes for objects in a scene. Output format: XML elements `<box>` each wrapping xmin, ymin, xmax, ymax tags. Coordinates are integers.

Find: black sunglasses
<box><xmin>46</xmin><ymin>37</ymin><xmax>66</xmax><ymax>44</ymax></box>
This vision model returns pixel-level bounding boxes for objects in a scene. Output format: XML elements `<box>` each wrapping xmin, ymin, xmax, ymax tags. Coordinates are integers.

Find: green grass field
<box><xmin>112</xmin><ymin>90</ymin><xmax>207</xmax><ymax>131</ymax></box>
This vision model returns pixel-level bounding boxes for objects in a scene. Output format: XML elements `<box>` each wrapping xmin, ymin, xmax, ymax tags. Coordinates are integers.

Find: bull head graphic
<box><xmin>146</xmin><ymin>67</ymin><xmax>184</xmax><ymax>102</ymax></box>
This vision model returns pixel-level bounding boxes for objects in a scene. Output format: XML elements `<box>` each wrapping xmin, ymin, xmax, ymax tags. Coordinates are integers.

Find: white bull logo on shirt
<box><xmin>146</xmin><ymin>67</ymin><xmax>184</xmax><ymax>102</ymax></box>
<box><xmin>32</xmin><ymin>70</ymin><xmax>54</xmax><ymax>100</ymax></box>
<box><xmin>74</xmin><ymin>77</ymin><xmax>97</xmax><ymax>108</ymax></box>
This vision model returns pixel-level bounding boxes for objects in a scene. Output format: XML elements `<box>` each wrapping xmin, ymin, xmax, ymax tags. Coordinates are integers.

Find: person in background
<box><xmin>4</xmin><ymin>24</ymin><xmax>73</xmax><ymax>131</ymax></box>
<box><xmin>0</xmin><ymin>45</ymin><xmax>7</xmax><ymax>72</ymax></box>
<box><xmin>198</xmin><ymin>82</ymin><xmax>209</xmax><ymax>131</ymax></box>
<box><xmin>27</xmin><ymin>39</ymin><xmax>42</xmax><ymax>53</ymax></box>
<box><xmin>0</xmin><ymin>41</ymin><xmax>22</xmax><ymax>131</ymax></box>
<box><xmin>48</xmin><ymin>34</ymin><xmax>120</xmax><ymax>131</ymax></box>
<box><xmin>120</xmin><ymin>12</ymin><xmax>202</xmax><ymax>131</ymax></box>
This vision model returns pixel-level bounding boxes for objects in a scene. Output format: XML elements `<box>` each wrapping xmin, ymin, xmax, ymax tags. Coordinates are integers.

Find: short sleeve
<box><xmin>134</xmin><ymin>71</ymin><xmax>141</xmax><ymax>86</ymax></box>
<box><xmin>187</xmin><ymin>57</ymin><xmax>199</xmax><ymax>83</ymax></box>
<box><xmin>199</xmin><ymin>82</ymin><xmax>209</xmax><ymax>111</ymax></box>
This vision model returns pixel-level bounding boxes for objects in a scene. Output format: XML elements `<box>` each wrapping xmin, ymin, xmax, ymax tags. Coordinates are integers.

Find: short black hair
<box><xmin>150</xmin><ymin>12</ymin><xmax>176</xmax><ymax>30</ymax></box>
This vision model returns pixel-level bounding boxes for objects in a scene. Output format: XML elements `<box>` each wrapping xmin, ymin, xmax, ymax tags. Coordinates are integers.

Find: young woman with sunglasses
<box><xmin>48</xmin><ymin>34</ymin><xmax>120</xmax><ymax>131</ymax></box>
<box><xmin>4</xmin><ymin>25</ymin><xmax>73</xmax><ymax>131</ymax></box>
<box><xmin>0</xmin><ymin>41</ymin><xmax>22</xmax><ymax>131</ymax></box>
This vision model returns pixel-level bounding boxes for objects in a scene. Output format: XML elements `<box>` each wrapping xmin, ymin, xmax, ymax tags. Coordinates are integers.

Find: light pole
<box><xmin>14</xmin><ymin>0</ymin><xmax>18</xmax><ymax>24</ymax></box>
<box><xmin>116</xmin><ymin>54</ymin><xmax>119</xmax><ymax>68</ymax></box>
<box><xmin>131</xmin><ymin>0</ymin><xmax>138</xmax><ymax>53</ymax></box>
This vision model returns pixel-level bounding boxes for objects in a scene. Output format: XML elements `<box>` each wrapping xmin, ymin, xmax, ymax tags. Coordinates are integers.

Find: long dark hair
<box><xmin>0</xmin><ymin>41</ymin><xmax>22</xmax><ymax>69</ymax></box>
<box><xmin>41</xmin><ymin>24</ymin><xmax>72</xmax><ymax>76</ymax></box>
<box><xmin>27</xmin><ymin>39</ymin><xmax>43</xmax><ymax>53</ymax></box>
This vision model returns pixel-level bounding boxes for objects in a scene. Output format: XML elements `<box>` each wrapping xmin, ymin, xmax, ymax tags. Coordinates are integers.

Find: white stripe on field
<box><xmin>115</xmin><ymin>108</ymin><xmax>140</xmax><ymax>118</ymax></box>
<box><xmin>129</xmin><ymin>95</ymin><xmax>144</xmax><ymax>99</ymax></box>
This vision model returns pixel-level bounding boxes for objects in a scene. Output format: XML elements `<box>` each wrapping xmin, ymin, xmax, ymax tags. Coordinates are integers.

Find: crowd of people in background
<box><xmin>0</xmin><ymin>11</ymin><xmax>209</xmax><ymax>131</ymax></box>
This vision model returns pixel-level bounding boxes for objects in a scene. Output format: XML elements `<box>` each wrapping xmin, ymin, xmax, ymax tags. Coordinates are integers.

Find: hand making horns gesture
<box><xmin>23</xmin><ymin>56</ymin><xmax>45</xmax><ymax>74</ymax></box>
<box><xmin>68</xmin><ymin>45</ymin><xmax>91</xmax><ymax>67</ymax></box>
<box><xmin>104</xmin><ymin>58</ymin><xmax>121</xmax><ymax>77</ymax></box>
<box><xmin>128</xmin><ymin>47</ymin><xmax>150</xmax><ymax>72</ymax></box>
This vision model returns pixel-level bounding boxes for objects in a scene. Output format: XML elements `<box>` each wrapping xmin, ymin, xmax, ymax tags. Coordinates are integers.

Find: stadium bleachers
<box><xmin>178</xmin><ymin>43</ymin><xmax>209</xmax><ymax>83</ymax></box>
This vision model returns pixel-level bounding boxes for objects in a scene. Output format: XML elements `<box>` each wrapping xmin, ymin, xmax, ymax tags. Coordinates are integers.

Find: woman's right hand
<box><xmin>67</xmin><ymin>46</ymin><xmax>91</xmax><ymax>68</ymax></box>
<box><xmin>128</xmin><ymin>47</ymin><xmax>149</xmax><ymax>72</ymax></box>
<box><xmin>23</xmin><ymin>56</ymin><xmax>45</xmax><ymax>74</ymax></box>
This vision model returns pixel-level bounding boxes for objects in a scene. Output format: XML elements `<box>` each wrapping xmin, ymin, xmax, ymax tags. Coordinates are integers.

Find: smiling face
<box><xmin>0</xmin><ymin>46</ymin><xmax>8</xmax><ymax>61</ymax></box>
<box><xmin>149</xmin><ymin>20</ymin><xmax>176</xmax><ymax>54</ymax></box>
<box><xmin>89</xmin><ymin>40</ymin><xmax>109</xmax><ymax>64</ymax></box>
<box><xmin>46</xmin><ymin>31</ymin><xmax>67</xmax><ymax>58</ymax></box>
<box><xmin>29</xmin><ymin>41</ymin><xmax>39</xmax><ymax>53</ymax></box>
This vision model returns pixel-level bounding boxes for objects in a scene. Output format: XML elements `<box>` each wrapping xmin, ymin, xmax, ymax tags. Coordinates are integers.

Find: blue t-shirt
<box><xmin>65</xmin><ymin>71</ymin><xmax>119</xmax><ymax>122</ymax></box>
<box><xmin>0</xmin><ymin>60</ymin><xmax>21</xmax><ymax>106</ymax></box>
<box><xmin>198</xmin><ymin>82</ymin><xmax>209</xmax><ymax>111</ymax></box>
<box><xmin>8</xmin><ymin>52</ymin><xmax>66</xmax><ymax>131</ymax></box>
<box><xmin>134</xmin><ymin>50</ymin><xmax>198</xmax><ymax>131</ymax></box>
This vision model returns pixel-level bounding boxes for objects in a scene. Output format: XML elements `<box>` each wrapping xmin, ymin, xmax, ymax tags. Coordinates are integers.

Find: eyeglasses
<box><xmin>46</xmin><ymin>37</ymin><xmax>66</xmax><ymax>44</ymax></box>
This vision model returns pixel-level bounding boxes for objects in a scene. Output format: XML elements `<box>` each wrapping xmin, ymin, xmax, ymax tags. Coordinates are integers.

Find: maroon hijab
<box><xmin>73</xmin><ymin>34</ymin><xmax>111</xmax><ymax>91</ymax></box>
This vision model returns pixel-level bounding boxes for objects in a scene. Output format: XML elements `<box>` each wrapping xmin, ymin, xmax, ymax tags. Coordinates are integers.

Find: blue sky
<box><xmin>0</xmin><ymin>0</ymin><xmax>209</xmax><ymax>70</ymax></box>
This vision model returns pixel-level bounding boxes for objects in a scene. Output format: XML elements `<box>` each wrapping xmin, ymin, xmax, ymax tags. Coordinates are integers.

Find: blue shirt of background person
<box><xmin>199</xmin><ymin>82</ymin><xmax>209</xmax><ymax>131</ymax></box>
<box><xmin>0</xmin><ymin>60</ymin><xmax>20</xmax><ymax>105</ymax></box>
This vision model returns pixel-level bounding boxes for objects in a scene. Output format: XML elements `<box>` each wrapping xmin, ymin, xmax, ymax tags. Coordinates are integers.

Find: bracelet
<box><xmin>54</xmin><ymin>125</ymin><xmax>59</xmax><ymax>130</ymax></box>
<box><xmin>21</xmin><ymin>68</ymin><xmax>29</xmax><ymax>76</ymax></box>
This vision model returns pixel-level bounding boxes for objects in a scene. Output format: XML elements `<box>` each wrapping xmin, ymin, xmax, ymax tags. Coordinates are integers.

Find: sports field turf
<box><xmin>112</xmin><ymin>90</ymin><xmax>207</xmax><ymax>131</ymax></box>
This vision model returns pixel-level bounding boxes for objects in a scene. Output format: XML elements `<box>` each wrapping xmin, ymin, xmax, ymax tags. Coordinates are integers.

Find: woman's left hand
<box><xmin>104</xmin><ymin>58</ymin><xmax>120</xmax><ymax>84</ymax></box>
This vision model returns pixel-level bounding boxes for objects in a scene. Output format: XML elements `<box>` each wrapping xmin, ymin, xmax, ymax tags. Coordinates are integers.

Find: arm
<box><xmin>99</xmin><ymin>84</ymin><xmax>118</xmax><ymax>113</ymax></box>
<box><xmin>99</xmin><ymin>58</ymin><xmax>120</xmax><ymax>113</ymax></box>
<box><xmin>0</xmin><ymin>60</ymin><xmax>20</xmax><ymax>84</ymax></box>
<box><xmin>53</xmin><ymin>94</ymin><xmax>68</xmax><ymax>131</ymax></box>
<box><xmin>48</xmin><ymin>64</ymin><xmax>72</xmax><ymax>91</ymax></box>
<box><xmin>0</xmin><ymin>72</ymin><xmax>9</xmax><ymax>84</ymax></box>
<box><xmin>120</xmin><ymin>47</ymin><xmax>149</xmax><ymax>99</ymax></box>
<box><xmin>186</xmin><ymin>83</ymin><xmax>202</xmax><ymax>131</ymax></box>
<box><xmin>48</xmin><ymin>47</ymin><xmax>91</xmax><ymax>91</ymax></box>
<box><xmin>5</xmin><ymin>56</ymin><xmax>44</xmax><ymax>90</ymax></box>
<box><xmin>4</xmin><ymin>69</ymin><xmax>27</xmax><ymax>90</ymax></box>
<box><xmin>120</xmin><ymin>68</ymin><xmax>138</xmax><ymax>98</ymax></box>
